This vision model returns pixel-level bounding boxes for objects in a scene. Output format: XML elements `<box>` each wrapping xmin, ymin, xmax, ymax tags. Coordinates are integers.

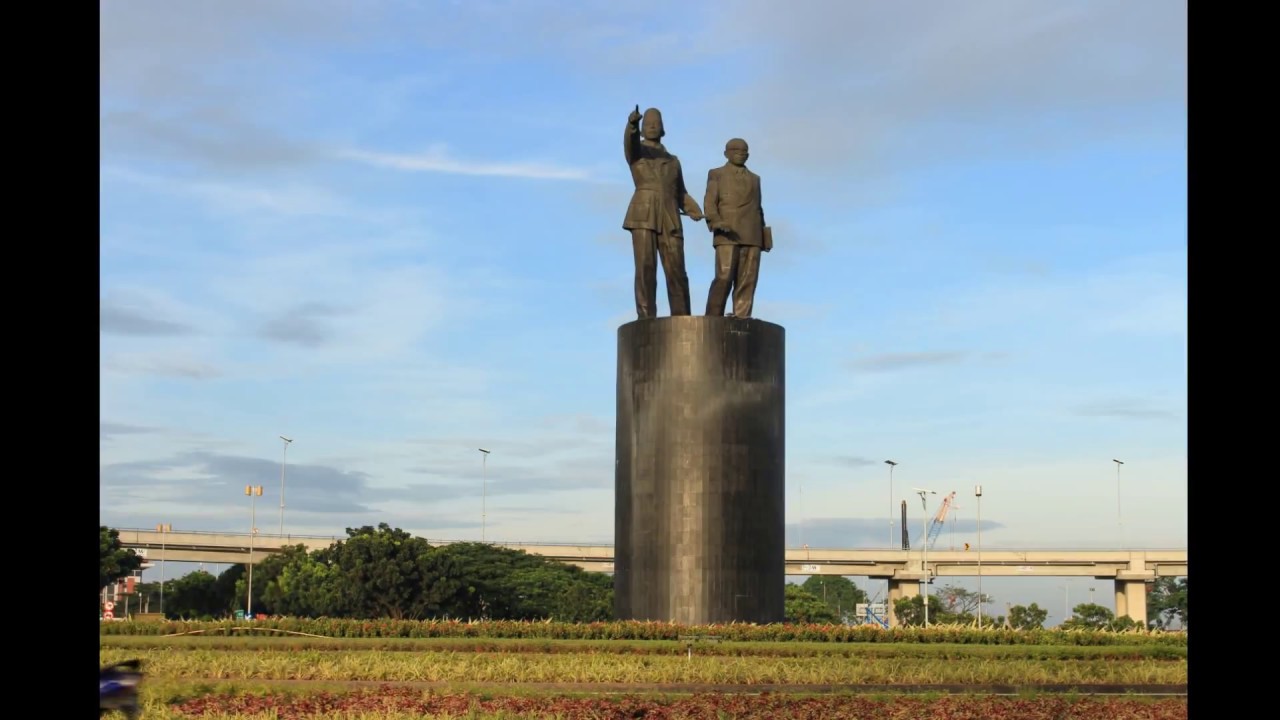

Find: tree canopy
<box><xmin>1147</xmin><ymin>577</ymin><xmax>1187</xmax><ymax>630</ymax></box>
<box><xmin>100</xmin><ymin>526</ymin><xmax>143</xmax><ymax>590</ymax></box>
<box><xmin>108</xmin><ymin>523</ymin><xmax>616</xmax><ymax>622</ymax></box>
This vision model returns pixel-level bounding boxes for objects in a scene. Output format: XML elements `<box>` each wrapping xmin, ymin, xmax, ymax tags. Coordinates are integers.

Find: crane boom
<box><xmin>925</xmin><ymin>491</ymin><xmax>957</xmax><ymax>549</ymax></box>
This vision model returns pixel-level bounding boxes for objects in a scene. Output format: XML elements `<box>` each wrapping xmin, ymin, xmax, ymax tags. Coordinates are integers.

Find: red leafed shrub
<box><xmin>172</xmin><ymin>687</ymin><xmax>1188</xmax><ymax>719</ymax></box>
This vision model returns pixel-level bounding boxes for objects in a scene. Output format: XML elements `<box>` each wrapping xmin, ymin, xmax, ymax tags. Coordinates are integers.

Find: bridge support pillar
<box><xmin>1114</xmin><ymin>578</ymin><xmax>1151</xmax><ymax>625</ymax></box>
<box><xmin>886</xmin><ymin>577</ymin><xmax>920</xmax><ymax>627</ymax></box>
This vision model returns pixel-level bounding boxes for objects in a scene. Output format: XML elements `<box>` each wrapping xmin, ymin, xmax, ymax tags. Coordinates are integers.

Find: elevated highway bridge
<box><xmin>115</xmin><ymin>528</ymin><xmax>1186</xmax><ymax>626</ymax></box>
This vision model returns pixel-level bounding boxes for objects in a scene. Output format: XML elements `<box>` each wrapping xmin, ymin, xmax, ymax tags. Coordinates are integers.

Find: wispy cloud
<box><xmin>258</xmin><ymin>302</ymin><xmax>349</xmax><ymax>348</ymax></box>
<box><xmin>100</xmin><ymin>450</ymin><xmax>377</xmax><ymax>515</ymax></box>
<box><xmin>102</xmin><ymin>353</ymin><xmax>222</xmax><ymax>380</ymax></box>
<box><xmin>102</xmin><ymin>166</ymin><xmax>359</xmax><ymax>219</ymax></box>
<box><xmin>101</xmin><ymin>296</ymin><xmax>193</xmax><ymax>337</ymax></box>
<box><xmin>828</xmin><ymin>455</ymin><xmax>879</xmax><ymax>468</ymax></box>
<box><xmin>848</xmin><ymin>351</ymin><xmax>970</xmax><ymax>373</ymax></box>
<box><xmin>340</xmin><ymin>146</ymin><xmax>592</xmax><ymax>181</ymax></box>
<box><xmin>719</xmin><ymin>1</ymin><xmax>1186</xmax><ymax>183</ymax></box>
<box><xmin>1071</xmin><ymin>398</ymin><xmax>1176</xmax><ymax>419</ymax></box>
<box><xmin>101</xmin><ymin>422</ymin><xmax>158</xmax><ymax>441</ymax></box>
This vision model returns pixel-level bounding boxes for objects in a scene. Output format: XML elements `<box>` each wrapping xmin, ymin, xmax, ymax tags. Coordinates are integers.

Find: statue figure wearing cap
<box><xmin>622</xmin><ymin>105</ymin><xmax>704</xmax><ymax>318</ymax></box>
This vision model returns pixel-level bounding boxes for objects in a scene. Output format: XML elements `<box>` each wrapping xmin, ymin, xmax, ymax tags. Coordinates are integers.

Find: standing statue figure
<box><xmin>623</xmin><ymin>105</ymin><xmax>704</xmax><ymax>318</ymax></box>
<box><xmin>703</xmin><ymin>138</ymin><xmax>770</xmax><ymax>318</ymax></box>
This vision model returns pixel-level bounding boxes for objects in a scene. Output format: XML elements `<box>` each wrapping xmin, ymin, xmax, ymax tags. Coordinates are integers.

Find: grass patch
<box><xmin>102</xmin><ymin>646</ymin><xmax>1186</xmax><ymax>686</ymax></box>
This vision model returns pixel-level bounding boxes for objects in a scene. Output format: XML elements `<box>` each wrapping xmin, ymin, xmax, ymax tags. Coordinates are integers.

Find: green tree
<box><xmin>436</xmin><ymin>541</ymin><xmax>554</xmax><ymax>620</ymax></box>
<box><xmin>891</xmin><ymin>594</ymin><xmax>946</xmax><ymax>626</ymax></box>
<box><xmin>163</xmin><ymin>570</ymin><xmax>225</xmax><ymax>619</ymax></box>
<box><xmin>1007</xmin><ymin>603</ymin><xmax>1048</xmax><ymax>630</ymax></box>
<box><xmin>556</xmin><ymin>571</ymin><xmax>614</xmax><ymax>622</ymax></box>
<box><xmin>100</xmin><ymin>526</ymin><xmax>143</xmax><ymax>590</ymax></box>
<box><xmin>785</xmin><ymin>583</ymin><xmax>839</xmax><ymax>623</ymax></box>
<box><xmin>507</xmin><ymin>565</ymin><xmax>613</xmax><ymax>622</ymax></box>
<box><xmin>324</xmin><ymin>524</ymin><xmax>463</xmax><ymax>619</ymax></box>
<box><xmin>215</xmin><ymin>563</ymin><xmax>247</xmax><ymax>614</ymax></box>
<box><xmin>935</xmin><ymin>584</ymin><xmax>993</xmax><ymax>618</ymax></box>
<box><xmin>131</xmin><ymin>582</ymin><xmax>162</xmax><ymax>614</ymax></box>
<box><xmin>261</xmin><ymin>546</ymin><xmax>345</xmax><ymax>617</ymax></box>
<box><xmin>800</xmin><ymin>576</ymin><xmax>868</xmax><ymax>622</ymax></box>
<box><xmin>238</xmin><ymin>544</ymin><xmax>324</xmax><ymax>617</ymax></box>
<box><xmin>1147</xmin><ymin>577</ymin><xmax>1187</xmax><ymax>630</ymax></box>
<box><xmin>1061</xmin><ymin>603</ymin><xmax>1142</xmax><ymax>631</ymax></box>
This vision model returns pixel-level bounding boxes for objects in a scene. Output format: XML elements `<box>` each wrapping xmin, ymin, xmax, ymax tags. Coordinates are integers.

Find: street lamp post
<box><xmin>245</xmin><ymin>485</ymin><xmax>263</xmax><ymax>618</ymax></box>
<box><xmin>1112</xmin><ymin>459</ymin><xmax>1124</xmax><ymax>547</ymax></box>
<box><xmin>278</xmin><ymin>436</ymin><xmax>293</xmax><ymax>536</ymax></box>
<box><xmin>1061</xmin><ymin>584</ymin><xmax>1070</xmax><ymax>626</ymax></box>
<box><xmin>885</xmin><ymin>460</ymin><xmax>897</xmax><ymax>547</ymax></box>
<box><xmin>975</xmin><ymin>484</ymin><xmax>983</xmax><ymax>629</ymax></box>
<box><xmin>156</xmin><ymin>523</ymin><xmax>171</xmax><ymax>616</ymax></box>
<box><xmin>913</xmin><ymin>487</ymin><xmax>937</xmax><ymax>626</ymax></box>
<box><xmin>478</xmin><ymin>448</ymin><xmax>490</xmax><ymax>542</ymax></box>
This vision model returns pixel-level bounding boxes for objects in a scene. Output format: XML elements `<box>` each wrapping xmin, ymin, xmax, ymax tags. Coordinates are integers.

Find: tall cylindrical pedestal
<box><xmin>614</xmin><ymin>315</ymin><xmax>785</xmax><ymax>624</ymax></box>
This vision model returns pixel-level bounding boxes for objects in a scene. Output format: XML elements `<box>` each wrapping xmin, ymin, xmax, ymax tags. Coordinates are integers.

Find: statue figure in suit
<box><xmin>622</xmin><ymin>105</ymin><xmax>704</xmax><ymax>318</ymax></box>
<box><xmin>703</xmin><ymin>138</ymin><xmax>769</xmax><ymax>318</ymax></box>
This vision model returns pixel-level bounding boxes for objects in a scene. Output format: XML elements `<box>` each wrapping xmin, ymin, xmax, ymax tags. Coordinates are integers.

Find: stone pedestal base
<box><xmin>613</xmin><ymin>316</ymin><xmax>786</xmax><ymax>624</ymax></box>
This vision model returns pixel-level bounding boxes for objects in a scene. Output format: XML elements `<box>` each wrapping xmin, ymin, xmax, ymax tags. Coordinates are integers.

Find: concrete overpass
<box><xmin>115</xmin><ymin>528</ymin><xmax>1186</xmax><ymax>626</ymax></box>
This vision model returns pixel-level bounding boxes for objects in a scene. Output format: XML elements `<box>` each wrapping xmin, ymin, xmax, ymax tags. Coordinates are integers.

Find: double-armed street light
<box><xmin>913</xmin><ymin>487</ymin><xmax>937</xmax><ymax>626</ymax></box>
<box><xmin>156</xmin><ymin>523</ymin><xmax>172</xmax><ymax>615</ymax></box>
<box><xmin>1112</xmin><ymin>459</ymin><xmax>1124</xmax><ymax>546</ymax></box>
<box><xmin>975</xmin><ymin>484</ymin><xmax>983</xmax><ymax>629</ymax></box>
<box><xmin>245</xmin><ymin>485</ymin><xmax>263</xmax><ymax>618</ymax></box>
<box><xmin>479</xmin><ymin>448</ymin><xmax>491</xmax><ymax>542</ymax></box>
<box><xmin>884</xmin><ymin>460</ymin><xmax>898</xmax><ymax>547</ymax></box>
<box><xmin>278</xmin><ymin>436</ymin><xmax>293</xmax><ymax>536</ymax></box>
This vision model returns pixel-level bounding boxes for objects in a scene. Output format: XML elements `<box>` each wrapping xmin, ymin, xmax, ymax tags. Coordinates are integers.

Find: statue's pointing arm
<box><xmin>624</xmin><ymin>105</ymin><xmax>642</xmax><ymax>165</ymax></box>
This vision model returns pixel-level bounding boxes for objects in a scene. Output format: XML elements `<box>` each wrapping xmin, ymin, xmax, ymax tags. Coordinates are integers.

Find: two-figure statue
<box><xmin>623</xmin><ymin>106</ymin><xmax>770</xmax><ymax>320</ymax></box>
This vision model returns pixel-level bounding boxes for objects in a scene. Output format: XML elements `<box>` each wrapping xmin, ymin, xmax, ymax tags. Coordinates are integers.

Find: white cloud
<box><xmin>340</xmin><ymin>146</ymin><xmax>593</xmax><ymax>181</ymax></box>
<box><xmin>101</xmin><ymin>353</ymin><xmax>222</xmax><ymax>380</ymax></box>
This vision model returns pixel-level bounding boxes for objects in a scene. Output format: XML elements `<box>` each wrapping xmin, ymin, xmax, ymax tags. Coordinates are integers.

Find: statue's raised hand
<box><xmin>629</xmin><ymin>104</ymin><xmax>641</xmax><ymax>125</ymax></box>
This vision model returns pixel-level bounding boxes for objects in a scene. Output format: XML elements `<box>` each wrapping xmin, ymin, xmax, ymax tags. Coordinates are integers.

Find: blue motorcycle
<box><xmin>99</xmin><ymin>659</ymin><xmax>142</xmax><ymax>719</ymax></box>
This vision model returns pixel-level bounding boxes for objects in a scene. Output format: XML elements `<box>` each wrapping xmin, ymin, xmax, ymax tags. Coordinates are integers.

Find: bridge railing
<box><xmin>114</xmin><ymin>527</ymin><xmax>344</xmax><ymax>541</ymax></box>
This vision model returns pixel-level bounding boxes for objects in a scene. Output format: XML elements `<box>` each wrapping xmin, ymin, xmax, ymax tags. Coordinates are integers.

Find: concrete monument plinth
<box><xmin>613</xmin><ymin>315</ymin><xmax>785</xmax><ymax>624</ymax></box>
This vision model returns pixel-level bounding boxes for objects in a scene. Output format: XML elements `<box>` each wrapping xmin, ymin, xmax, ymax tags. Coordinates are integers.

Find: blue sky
<box><xmin>100</xmin><ymin>0</ymin><xmax>1187</xmax><ymax>624</ymax></box>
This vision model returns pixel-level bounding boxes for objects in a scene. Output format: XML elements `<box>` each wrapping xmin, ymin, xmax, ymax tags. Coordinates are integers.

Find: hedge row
<box><xmin>99</xmin><ymin>618</ymin><xmax>1186</xmax><ymax>646</ymax></box>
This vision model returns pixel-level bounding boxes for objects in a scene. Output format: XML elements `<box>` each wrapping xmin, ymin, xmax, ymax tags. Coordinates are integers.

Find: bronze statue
<box><xmin>623</xmin><ymin>105</ymin><xmax>704</xmax><ymax>319</ymax></box>
<box><xmin>703</xmin><ymin>138</ymin><xmax>770</xmax><ymax>319</ymax></box>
